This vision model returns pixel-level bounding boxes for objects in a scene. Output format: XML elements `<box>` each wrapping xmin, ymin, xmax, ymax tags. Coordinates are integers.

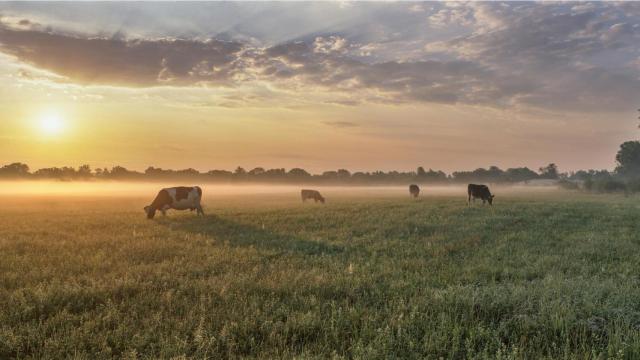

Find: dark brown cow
<box><xmin>144</xmin><ymin>186</ymin><xmax>204</xmax><ymax>219</ymax></box>
<box><xmin>409</xmin><ymin>184</ymin><xmax>420</xmax><ymax>198</ymax></box>
<box><xmin>301</xmin><ymin>189</ymin><xmax>325</xmax><ymax>204</ymax></box>
<box><xmin>468</xmin><ymin>184</ymin><xmax>494</xmax><ymax>205</ymax></box>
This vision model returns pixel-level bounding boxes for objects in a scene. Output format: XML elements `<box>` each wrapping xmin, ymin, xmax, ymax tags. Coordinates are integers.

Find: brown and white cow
<box><xmin>144</xmin><ymin>186</ymin><xmax>204</xmax><ymax>219</ymax></box>
<box><xmin>301</xmin><ymin>189</ymin><xmax>325</xmax><ymax>204</ymax></box>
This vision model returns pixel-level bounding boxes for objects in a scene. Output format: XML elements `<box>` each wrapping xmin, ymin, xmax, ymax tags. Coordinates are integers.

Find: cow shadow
<box><xmin>156</xmin><ymin>214</ymin><xmax>343</xmax><ymax>257</ymax></box>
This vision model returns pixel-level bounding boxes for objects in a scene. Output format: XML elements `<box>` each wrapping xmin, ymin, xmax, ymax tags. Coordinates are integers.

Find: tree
<box><xmin>248</xmin><ymin>167</ymin><xmax>265</xmax><ymax>176</ymax></box>
<box><xmin>423</xmin><ymin>168</ymin><xmax>447</xmax><ymax>182</ymax></box>
<box><xmin>207</xmin><ymin>169</ymin><xmax>233</xmax><ymax>181</ymax></box>
<box><xmin>321</xmin><ymin>171</ymin><xmax>338</xmax><ymax>180</ymax></box>
<box><xmin>288</xmin><ymin>168</ymin><xmax>311</xmax><ymax>179</ymax></box>
<box><xmin>615</xmin><ymin>141</ymin><xmax>640</xmax><ymax>178</ymax></box>
<box><xmin>108</xmin><ymin>166</ymin><xmax>138</xmax><ymax>179</ymax></box>
<box><xmin>177</xmin><ymin>168</ymin><xmax>199</xmax><ymax>177</ymax></box>
<box><xmin>77</xmin><ymin>164</ymin><xmax>92</xmax><ymax>178</ymax></box>
<box><xmin>0</xmin><ymin>162</ymin><xmax>30</xmax><ymax>178</ymax></box>
<box><xmin>263</xmin><ymin>168</ymin><xmax>286</xmax><ymax>181</ymax></box>
<box><xmin>485</xmin><ymin>166</ymin><xmax>504</xmax><ymax>182</ymax></box>
<box><xmin>0</xmin><ymin>163</ymin><xmax>29</xmax><ymax>177</ymax></box>
<box><xmin>417</xmin><ymin>166</ymin><xmax>426</xmax><ymax>177</ymax></box>
<box><xmin>538</xmin><ymin>163</ymin><xmax>559</xmax><ymax>179</ymax></box>
<box><xmin>337</xmin><ymin>169</ymin><xmax>351</xmax><ymax>180</ymax></box>
<box><xmin>504</xmin><ymin>167</ymin><xmax>538</xmax><ymax>182</ymax></box>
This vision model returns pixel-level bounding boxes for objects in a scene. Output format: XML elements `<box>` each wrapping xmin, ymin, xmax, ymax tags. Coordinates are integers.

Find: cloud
<box><xmin>1</xmin><ymin>1</ymin><xmax>639</xmax><ymax>113</ymax></box>
<box><xmin>0</xmin><ymin>25</ymin><xmax>243</xmax><ymax>86</ymax></box>
<box><xmin>323</xmin><ymin>121</ymin><xmax>358</xmax><ymax>128</ymax></box>
<box><xmin>313</xmin><ymin>36</ymin><xmax>348</xmax><ymax>55</ymax></box>
<box><xmin>0</xmin><ymin>22</ymin><xmax>498</xmax><ymax>106</ymax></box>
<box><xmin>424</xmin><ymin>2</ymin><xmax>640</xmax><ymax>111</ymax></box>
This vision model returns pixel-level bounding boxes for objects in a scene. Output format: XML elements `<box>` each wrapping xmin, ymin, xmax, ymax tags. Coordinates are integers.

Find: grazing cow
<box><xmin>409</xmin><ymin>184</ymin><xmax>420</xmax><ymax>198</ymax></box>
<box><xmin>144</xmin><ymin>186</ymin><xmax>204</xmax><ymax>219</ymax></box>
<box><xmin>468</xmin><ymin>184</ymin><xmax>494</xmax><ymax>205</ymax></box>
<box><xmin>301</xmin><ymin>189</ymin><xmax>325</xmax><ymax>204</ymax></box>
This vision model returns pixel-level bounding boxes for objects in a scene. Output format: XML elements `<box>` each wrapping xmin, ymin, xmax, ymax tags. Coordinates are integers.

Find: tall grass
<box><xmin>1</xmin><ymin>191</ymin><xmax>640</xmax><ymax>358</ymax></box>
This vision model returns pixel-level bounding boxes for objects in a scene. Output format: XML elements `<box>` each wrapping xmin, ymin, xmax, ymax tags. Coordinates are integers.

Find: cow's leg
<box><xmin>161</xmin><ymin>209</ymin><xmax>167</xmax><ymax>216</ymax></box>
<box><xmin>196</xmin><ymin>205</ymin><xmax>204</xmax><ymax>216</ymax></box>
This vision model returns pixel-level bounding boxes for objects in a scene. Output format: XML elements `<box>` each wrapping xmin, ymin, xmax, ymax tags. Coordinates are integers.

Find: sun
<box><xmin>39</xmin><ymin>113</ymin><xmax>65</xmax><ymax>135</ymax></box>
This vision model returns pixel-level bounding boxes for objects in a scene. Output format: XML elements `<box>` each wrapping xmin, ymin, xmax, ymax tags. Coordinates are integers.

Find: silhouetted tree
<box><xmin>0</xmin><ymin>162</ymin><xmax>30</xmax><ymax>178</ymax></box>
<box><xmin>538</xmin><ymin>163</ymin><xmax>559</xmax><ymax>179</ymax></box>
<box><xmin>107</xmin><ymin>166</ymin><xmax>139</xmax><ymax>179</ymax></box>
<box><xmin>248</xmin><ymin>167</ymin><xmax>265</xmax><ymax>176</ymax></box>
<box><xmin>263</xmin><ymin>168</ymin><xmax>286</xmax><ymax>182</ymax></box>
<box><xmin>77</xmin><ymin>164</ymin><xmax>92</xmax><ymax>178</ymax></box>
<box><xmin>504</xmin><ymin>167</ymin><xmax>538</xmax><ymax>182</ymax></box>
<box><xmin>288</xmin><ymin>168</ymin><xmax>311</xmax><ymax>180</ymax></box>
<box><xmin>615</xmin><ymin>141</ymin><xmax>640</xmax><ymax>178</ymax></box>
<box><xmin>207</xmin><ymin>169</ymin><xmax>233</xmax><ymax>181</ymax></box>
<box><xmin>322</xmin><ymin>171</ymin><xmax>338</xmax><ymax>180</ymax></box>
<box><xmin>486</xmin><ymin>166</ymin><xmax>504</xmax><ymax>182</ymax></box>
<box><xmin>337</xmin><ymin>169</ymin><xmax>351</xmax><ymax>180</ymax></box>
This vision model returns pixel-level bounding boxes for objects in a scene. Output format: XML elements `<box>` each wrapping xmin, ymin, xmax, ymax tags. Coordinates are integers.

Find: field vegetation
<box><xmin>1</xmin><ymin>186</ymin><xmax>640</xmax><ymax>359</ymax></box>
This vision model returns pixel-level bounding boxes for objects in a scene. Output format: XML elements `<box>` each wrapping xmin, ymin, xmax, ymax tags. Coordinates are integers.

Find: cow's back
<box><xmin>301</xmin><ymin>189</ymin><xmax>319</xmax><ymax>198</ymax></box>
<box><xmin>468</xmin><ymin>184</ymin><xmax>491</xmax><ymax>198</ymax></box>
<box><xmin>165</xmin><ymin>186</ymin><xmax>202</xmax><ymax>210</ymax></box>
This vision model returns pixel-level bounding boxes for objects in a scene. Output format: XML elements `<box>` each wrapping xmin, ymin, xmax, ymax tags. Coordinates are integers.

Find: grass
<box><xmin>1</xmin><ymin>188</ymin><xmax>640</xmax><ymax>359</ymax></box>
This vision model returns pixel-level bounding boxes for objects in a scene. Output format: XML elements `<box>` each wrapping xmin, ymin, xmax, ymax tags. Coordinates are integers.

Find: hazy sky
<box><xmin>0</xmin><ymin>1</ymin><xmax>639</xmax><ymax>173</ymax></box>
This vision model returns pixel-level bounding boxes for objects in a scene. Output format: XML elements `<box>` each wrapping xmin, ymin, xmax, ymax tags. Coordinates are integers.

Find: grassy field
<box><xmin>1</xmin><ymin>186</ymin><xmax>640</xmax><ymax>359</ymax></box>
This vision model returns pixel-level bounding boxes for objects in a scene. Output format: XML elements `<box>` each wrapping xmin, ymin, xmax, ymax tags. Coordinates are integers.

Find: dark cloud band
<box><xmin>1</xmin><ymin>1</ymin><xmax>639</xmax><ymax>112</ymax></box>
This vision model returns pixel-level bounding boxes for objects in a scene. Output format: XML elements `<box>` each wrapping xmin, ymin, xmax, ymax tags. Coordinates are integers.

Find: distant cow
<box><xmin>409</xmin><ymin>184</ymin><xmax>420</xmax><ymax>198</ymax></box>
<box><xmin>468</xmin><ymin>184</ymin><xmax>494</xmax><ymax>205</ymax></box>
<box><xmin>144</xmin><ymin>186</ymin><xmax>204</xmax><ymax>219</ymax></box>
<box><xmin>301</xmin><ymin>189</ymin><xmax>325</xmax><ymax>204</ymax></box>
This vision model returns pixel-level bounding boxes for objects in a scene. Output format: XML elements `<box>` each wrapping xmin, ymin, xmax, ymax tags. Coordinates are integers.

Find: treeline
<box><xmin>0</xmin><ymin>161</ymin><xmax>574</xmax><ymax>185</ymax></box>
<box><xmin>2</xmin><ymin>140</ymin><xmax>640</xmax><ymax>190</ymax></box>
<box><xmin>556</xmin><ymin>140</ymin><xmax>640</xmax><ymax>193</ymax></box>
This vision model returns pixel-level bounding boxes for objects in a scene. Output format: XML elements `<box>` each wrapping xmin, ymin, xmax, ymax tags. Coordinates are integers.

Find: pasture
<box><xmin>1</xmin><ymin>185</ymin><xmax>640</xmax><ymax>359</ymax></box>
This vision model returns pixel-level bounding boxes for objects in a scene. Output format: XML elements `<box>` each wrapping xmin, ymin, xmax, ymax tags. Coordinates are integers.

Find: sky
<box><xmin>0</xmin><ymin>1</ymin><xmax>639</xmax><ymax>173</ymax></box>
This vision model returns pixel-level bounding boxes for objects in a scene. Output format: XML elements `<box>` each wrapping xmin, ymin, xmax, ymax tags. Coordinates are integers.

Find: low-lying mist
<box><xmin>0</xmin><ymin>180</ymin><xmax>561</xmax><ymax>199</ymax></box>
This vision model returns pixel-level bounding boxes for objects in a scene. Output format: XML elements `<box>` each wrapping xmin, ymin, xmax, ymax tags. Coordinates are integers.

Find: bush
<box><xmin>557</xmin><ymin>179</ymin><xmax>579</xmax><ymax>190</ymax></box>
<box><xmin>625</xmin><ymin>178</ymin><xmax>640</xmax><ymax>193</ymax></box>
<box><xmin>585</xmin><ymin>179</ymin><xmax>628</xmax><ymax>193</ymax></box>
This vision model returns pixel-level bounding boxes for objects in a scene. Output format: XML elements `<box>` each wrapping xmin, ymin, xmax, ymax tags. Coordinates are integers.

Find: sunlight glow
<box><xmin>39</xmin><ymin>113</ymin><xmax>65</xmax><ymax>136</ymax></box>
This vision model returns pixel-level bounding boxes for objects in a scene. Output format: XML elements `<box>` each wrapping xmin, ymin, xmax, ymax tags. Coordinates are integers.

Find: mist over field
<box><xmin>0</xmin><ymin>180</ymin><xmax>561</xmax><ymax>200</ymax></box>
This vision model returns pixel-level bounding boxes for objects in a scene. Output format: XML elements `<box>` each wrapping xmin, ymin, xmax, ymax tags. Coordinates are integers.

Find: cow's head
<box><xmin>144</xmin><ymin>205</ymin><xmax>156</xmax><ymax>219</ymax></box>
<box><xmin>319</xmin><ymin>196</ymin><xmax>325</xmax><ymax>204</ymax></box>
<box><xmin>488</xmin><ymin>195</ymin><xmax>495</xmax><ymax>205</ymax></box>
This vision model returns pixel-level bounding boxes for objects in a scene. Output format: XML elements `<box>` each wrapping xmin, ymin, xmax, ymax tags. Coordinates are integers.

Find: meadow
<box><xmin>1</xmin><ymin>185</ymin><xmax>640</xmax><ymax>359</ymax></box>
